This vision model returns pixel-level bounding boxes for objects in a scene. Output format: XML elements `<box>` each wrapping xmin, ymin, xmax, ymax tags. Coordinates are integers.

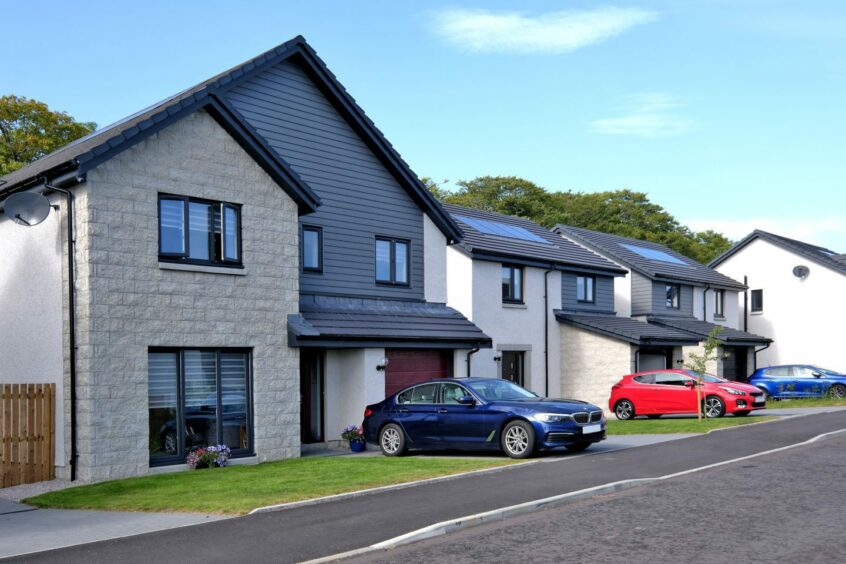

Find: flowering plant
<box><xmin>186</xmin><ymin>444</ymin><xmax>231</xmax><ymax>469</ymax></box>
<box><xmin>341</xmin><ymin>424</ymin><xmax>365</xmax><ymax>444</ymax></box>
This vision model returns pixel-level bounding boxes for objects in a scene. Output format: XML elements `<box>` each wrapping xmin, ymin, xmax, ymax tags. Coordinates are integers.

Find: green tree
<box><xmin>0</xmin><ymin>95</ymin><xmax>96</xmax><ymax>176</ymax></box>
<box><xmin>683</xmin><ymin>326</ymin><xmax>724</xmax><ymax>421</ymax></box>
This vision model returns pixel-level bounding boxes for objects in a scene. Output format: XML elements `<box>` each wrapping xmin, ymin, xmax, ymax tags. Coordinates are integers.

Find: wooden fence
<box><xmin>1</xmin><ymin>384</ymin><xmax>55</xmax><ymax>488</ymax></box>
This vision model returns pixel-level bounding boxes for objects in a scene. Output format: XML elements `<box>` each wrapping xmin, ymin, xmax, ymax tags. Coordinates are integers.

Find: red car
<box><xmin>609</xmin><ymin>369</ymin><xmax>767</xmax><ymax>419</ymax></box>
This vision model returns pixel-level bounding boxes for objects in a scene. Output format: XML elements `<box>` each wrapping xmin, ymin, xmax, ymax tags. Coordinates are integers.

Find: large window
<box><xmin>158</xmin><ymin>195</ymin><xmax>241</xmax><ymax>266</ymax></box>
<box><xmin>751</xmin><ymin>289</ymin><xmax>763</xmax><ymax>313</ymax></box>
<box><xmin>375</xmin><ymin>237</ymin><xmax>410</xmax><ymax>285</ymax></box>
<box><xmin>501</xmin><ymin>265</ymin><xmax>523</xmax><ymax>303</ymax></box>
<box><xmin>302</xmin><ymin>225</ymin><xmax>322</xmax><ymax>272</ymax></box>
<box><xmin>577</xmin><ymin>275</ymin><xmax>595</xmax><ymax>303</ymax></box>
<box><xmin>665</xmin><ymin>283</ymin><xmax>681</xmax><ymax>309</ymax></box>
<box><xmin>148</xmin><ymin>349</ymin><xmax>252</xmax><ymax>466</ymax></box>
<box><xmin>714</xmin><ymin>289</ymin><xmax>725</xmax><ymax>318</ymax></box>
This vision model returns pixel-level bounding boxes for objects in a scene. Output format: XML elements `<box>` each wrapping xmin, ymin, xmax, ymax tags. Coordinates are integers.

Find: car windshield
<box><xmin>813</xmin><ymin>366</ymin><xmax>840</xmax><ymax>376</ymax></box>
<box><xmin>685</xmin><ymin>371</ymin><xmax>724</xmax><ymax>383</ymax></box>
<box><xmin>465</xmin><ymin>380</ymin><xmax>538</xmax><ymax>401</ymax></box>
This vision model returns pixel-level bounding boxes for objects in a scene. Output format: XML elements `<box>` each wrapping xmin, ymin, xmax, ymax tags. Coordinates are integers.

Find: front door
<box><xmin>300</xmin><ymin>349</ymin><xmax>324</xmax><ymax>444</ymax></box>
<box><xmin>501</xmin><ymin>351</ymin><xmax>525</xmax><ymax>387</ymax></box>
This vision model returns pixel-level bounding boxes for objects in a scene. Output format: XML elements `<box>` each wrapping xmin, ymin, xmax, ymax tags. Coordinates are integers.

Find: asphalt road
<box><xmin>10</xmin><ymin>411</ymin><xmax>846</xmax><ymax>564</ymax></box>
<box><xmin>355</xmin><ymin>431</ymin><xmax>846</xmax><ymax>564</ymax></box>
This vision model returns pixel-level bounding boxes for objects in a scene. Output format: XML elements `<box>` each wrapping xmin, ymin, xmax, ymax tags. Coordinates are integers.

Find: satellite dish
<box><xmin>3</xmin><ymin>192</ymin><xmax>51</xmax><ymax>227</ymax></box>
<box><xmin>792</xmin><ymin>265</ymin><xmax>810</xmax><ymax>279</ymax></box>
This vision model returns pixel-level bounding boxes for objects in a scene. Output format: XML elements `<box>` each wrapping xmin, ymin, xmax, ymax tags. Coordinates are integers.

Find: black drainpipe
<box><xmin>543</xmin><ymin>268</ymin><xmax>554</xmax><ymax>398</ymax></box>
<box><xmin>753</xmin><ymin>342</ymin><xmax>771</xmax><ymax>372</ymax></box>
<box><xmin>45</xmin><ymin>181</ymin><xmax>78</xmax><ymax>482</ymax></box>
<box><xmin>743</xmin><ymin>276</ymin><xmax>749</xmax><ymax>332</ymax></box>
<box><xmin>702</xmin><ymin>284</ymin><xmax>710</xmax><ymax>320</ymax></box>
<box><xmin>465</xmin><ymin>347</ymin><xmax>479</xmax><ymax>377</ymax></box>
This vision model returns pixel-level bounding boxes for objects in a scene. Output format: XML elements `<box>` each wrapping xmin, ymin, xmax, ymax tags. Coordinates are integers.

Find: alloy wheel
<box><xmin>381</xmin><ymin>427</ymin><xmax>401</xmax><ymax>454</ymax></box>
<box><xmin>615</xmin><ymin>400</ymin><xmax>634</xmax><ymax>420</ymax></box>
<box><xmin>504</xmin><ymin>425</ymin><xmax>529</xmax><ymax>455</ymax></box>
<box><xmin>829</xmin><ymin>385</ymin><xmax>846</xmax><ymax>399</ymax></box>
<box><xmin>704</xmin><ymin>397</ymin><xmax>724</xmax><ymax>418</ymax></box>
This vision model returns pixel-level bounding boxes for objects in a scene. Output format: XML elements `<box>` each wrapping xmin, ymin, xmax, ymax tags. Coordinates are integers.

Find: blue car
<box><xmin>748</xmin><ymin>365</ymin><xmax>846</xmax><ymax>399</ymax></box>
<box><xmin>362</xmin><ymin>377</ymin><xmax>606</xmax><ymax>459</ymax></box>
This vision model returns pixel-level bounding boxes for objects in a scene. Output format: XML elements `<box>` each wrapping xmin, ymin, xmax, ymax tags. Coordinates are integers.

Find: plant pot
<box><xmin>349</xmin><ymin>440</ymin><xmax>366</xmax><ymax>453</ymax></box>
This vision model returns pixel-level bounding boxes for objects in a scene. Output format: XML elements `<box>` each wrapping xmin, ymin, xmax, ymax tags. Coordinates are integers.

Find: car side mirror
<box><xmin>812</xmin><ymin>372</ymin><xmax>822</xmax><ymax>378</ymax></box>
<box><xmin>457</xmin><ymin>396</ymin><xmax>476</xmax><ymax>405</ymax></box>
<box><xmin>683</xmin><ymin>381</ymin><xmax>695</xmax><ymax>388</ymax></box>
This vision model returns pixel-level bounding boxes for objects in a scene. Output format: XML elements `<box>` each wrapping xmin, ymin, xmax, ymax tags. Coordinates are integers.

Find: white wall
<box><xmin>423</xmin><ymin>214</ymin><xmax>447</xmax><ymax>303</ymax></box>
<box><xmin>715</xmin><ymin>238</ymin><xmax>845</xmax><ymax>372</ymax></box>
<box><xmin>614</xmin><ymin>268</ymin><xmax>632</xmax><ymax>317</ymax></box>
<box><xmin>324</xmin><ymin>348</ymin><xmax>385</xmax><ymax>442</ymax></box>
<box><xmin>0</xmin><ymin>196</ymin><xmax>66</xmax><ymax>467</ymax></box>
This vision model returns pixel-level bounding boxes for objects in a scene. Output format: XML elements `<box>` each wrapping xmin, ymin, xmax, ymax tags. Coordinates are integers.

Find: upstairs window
<box><xmin>158</xmin><ymin>195</ymin><xmax>241</xmax><ymax>266</ymax></box>
<box><xmin>375</xmin><ymin>237</ymin><xmax>409</xmax><ymax>285</ymax></box>
<box><xmin>577</xmin><ymin>275</ymin><xmax>596</xmax><ymax>303</ymax></box>
<box><xmin>502</xmin><ymin>265</ymin><xmax>524</xmax><ymax>303</ymax></box>
<box><xmin>665</xmin><ymin>283</ymin><xmax>680</xmax><ymax>309</ymax></box>
<box><xmin>714</xmin><ymin>289</ymin><xmax>725</xmax><ymax>318</ymax></box>
<box><xmin>302</xmin><ymin>226</ymin><xmax>323</xmax><ymax>272</ymax></box>
<box><xmin>751</xmin><ymin>289</ymin><xmax>763</xmax><ymax>313</ymax></box>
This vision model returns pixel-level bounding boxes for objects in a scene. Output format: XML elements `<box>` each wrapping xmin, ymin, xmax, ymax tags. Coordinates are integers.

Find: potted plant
<box><xmin>186</xmin><ymin>444</ymin><xmax>231</xmax><ymax>469</ymax></box>
<box><xmin>341</xmin><ymin>424</ymin><xmax>366</xmax><ymax>452</ymax></box>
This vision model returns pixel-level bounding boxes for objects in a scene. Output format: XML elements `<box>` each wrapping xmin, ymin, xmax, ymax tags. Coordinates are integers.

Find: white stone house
<box><xmin>710</xmin><ymin>230</ymin><xmax>846</xmax><ymax>372</ymax></box>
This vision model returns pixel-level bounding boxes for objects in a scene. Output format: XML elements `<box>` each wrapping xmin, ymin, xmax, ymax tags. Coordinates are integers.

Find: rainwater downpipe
<box><xmin>702</xmin><ymin>284</ymin><xmax>710</xmax><ymax>320</ymax></box>
<box><xmin>466</xmin><ymin>347</ymin><xmax>479</xmax><ymax>377</ymax></box>
<box><xmin>543</xmin><ymin>268</ymin><xmax>554</xmax><ymax>397</ymax></box>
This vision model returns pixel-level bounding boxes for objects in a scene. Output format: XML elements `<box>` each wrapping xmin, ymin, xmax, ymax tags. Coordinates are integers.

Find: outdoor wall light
<box><xmin>493</xmin><ymin>355</ymin><xmax>502</xmax><ymax>362</ymax></box>
<box><xmin>376</xmin><ymin>357</ymin><xmax>389</xmax><ymax>371</ymax></box>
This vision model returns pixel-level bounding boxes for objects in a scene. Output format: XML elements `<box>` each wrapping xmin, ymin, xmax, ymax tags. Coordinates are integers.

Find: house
<box><xmin>710</xmin><ymin>230</ymin><xmax>846</xmax><ymax>372</ymax></box>
<box><xmin>552</xmin><ymin>226</ymin><xmax>771</xmax><ymax>410</ymax></box>
<box><xmin>443</xmin><ymin>205</ymin><xmax>626</xmax><ymax>398</ymax></box>
<box><xmin>0</xmin><ymin>36</ymin><xmax>488</xmax><ymax>482</ymax></box>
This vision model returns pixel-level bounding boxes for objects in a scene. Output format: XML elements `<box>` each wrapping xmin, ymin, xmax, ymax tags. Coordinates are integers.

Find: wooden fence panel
<box><xmin>0</xmin><ymin>383</ymin><xmax>56</xmax><ymax>488</ymax></box>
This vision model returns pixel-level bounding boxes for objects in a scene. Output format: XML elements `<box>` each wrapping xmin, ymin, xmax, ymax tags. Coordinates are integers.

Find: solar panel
<box><xmin>455</xmin><ymin>215</ymin><xmax>550</xmax><ymax>244</ymax></box>
<box><xmin>621</xmin><ymin>243</ymin><xmax>688</xmax><ymax>265</ymax></box>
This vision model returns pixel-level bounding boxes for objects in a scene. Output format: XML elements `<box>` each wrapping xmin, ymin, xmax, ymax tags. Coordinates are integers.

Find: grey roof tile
<box><xmin>555</xmin><ymin>312</ymin><xmax>700</xmax><ymax>345</ymax></box>
<box><xmin>648</xmin><ymin>317</ymin><xmax>771</xmax><ymax>344</ymax></box>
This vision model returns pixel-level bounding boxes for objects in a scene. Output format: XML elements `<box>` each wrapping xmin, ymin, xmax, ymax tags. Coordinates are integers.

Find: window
<box><xmin>440</xmin><ymin>383</ymin><xmax>472</xmax><ymax>404</ymax></box>
<box><xmin>665</xmin><ymin>284</ymin><xmax>680</xmax><ymax>309</ymax></box>
<box><xmin>158</xmin><ymin>195</ymin><xmax>241</xmax><ymax>266</ymax></box>
<box><xmin>655</xmin><ymin>372</ymin><xmax>690</xmax><ymax>386</ymax></box>
<box><xmin>375</xmin><ymin>237</ymin><xmax>410</xmax><ymax>285</ymax></box>
<box><xmin>633</xmin><ymin>374</ymin><xmax>656</xmax><ymax>384</ymax></box>
<box><xmin>577</xmin><ymin>275</ymin><xmax>595</xmax><ymax>303</ymax></box>
<box><xmin>765</xmin><ymin>366</ymin><xmax>791</xmax><ymax>377</ymax></box>
<box><xmin>751</xmin><ymin>289</ymin><xmax>763</xmax><ymax>313</ymax></box>
<box><xmin>714</xmin><ymin>289</ymin><xmax>725</xmax><ymax>318</ymax></box>
<box><xmin>148</xmin><ymin>349</ymin><xmax>252</xmax><ymax>466</ymax></box>
<box><xmin>501</xmin><ymin>265</ymin><xmax>523</xmax><ymax>303</ymax></box>
<box><xmin>410</xmin><ymin>384</ymin><xmax>439</xmax><ymax>404</ymax></box>
<box><xmin>302</xmin><ymin>226</ymin><xmax>322</xmax><ymax>272</ymax></box>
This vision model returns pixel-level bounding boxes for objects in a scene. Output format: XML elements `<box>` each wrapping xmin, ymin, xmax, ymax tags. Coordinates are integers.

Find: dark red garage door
<box><xmin>385</xmin><ymin>350</ymin><xmax>453</xmax><ymax>397</ymax></box>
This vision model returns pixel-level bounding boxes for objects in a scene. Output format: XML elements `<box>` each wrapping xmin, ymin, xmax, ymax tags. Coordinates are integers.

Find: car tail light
<box><xmin>612</xmin><ymin>382</ymin><xmax>623</xmax><ymax>390</ymax></box>
<box><xmin>363</xmin><ymin>408</ymin><xmax>373</xmax><ymax>418</ymax></box>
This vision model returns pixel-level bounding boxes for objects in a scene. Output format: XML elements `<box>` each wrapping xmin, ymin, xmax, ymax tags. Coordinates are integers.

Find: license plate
<box><xmin>754</xmin><ymin>400</ymin><xmax>765</xmax><ymax>406</ymax></box>
<box><xmin>583</xmin><ymin>424</ymin><xmax>602</xmax><ymax>434</ymax></box>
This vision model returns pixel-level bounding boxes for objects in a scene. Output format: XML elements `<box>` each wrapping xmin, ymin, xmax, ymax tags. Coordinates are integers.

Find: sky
<box><xmin>2</xmin><ymin>0</ymin><xmax>845</xmax><ymax>250</ymax></box>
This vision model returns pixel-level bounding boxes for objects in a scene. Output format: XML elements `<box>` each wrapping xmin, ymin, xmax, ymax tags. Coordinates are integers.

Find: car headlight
<box><xmin>719</xmin><ymin>386</ymin><xmax>745</xmax><ymax>396</ymax></box>
<box><xmin>535</xmin><ymin>413</ymin><xmax>573</xmax><ymax>423</ymax></box>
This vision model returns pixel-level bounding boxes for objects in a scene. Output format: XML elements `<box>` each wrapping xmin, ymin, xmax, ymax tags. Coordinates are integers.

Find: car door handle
<box><xmin>437</xmin><ymin>408</ymin><xmax>448</xmax><ymax>414</ymax></box>
<box><xmin>397</xmin><ymin>408</ymin><xmax>409</xmax><ymax>413</ymax></box>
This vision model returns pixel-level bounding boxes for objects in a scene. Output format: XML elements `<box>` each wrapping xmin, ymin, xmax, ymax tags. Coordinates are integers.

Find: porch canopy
<box><xmin>555</xmin><ymin>312</ymin><xmax>700</xmax><ymax>347</ymax></box>
<box><xmin>648</xmin><ymin>317</ymin><xmax>771</xmax><ymax>346</ymax></box>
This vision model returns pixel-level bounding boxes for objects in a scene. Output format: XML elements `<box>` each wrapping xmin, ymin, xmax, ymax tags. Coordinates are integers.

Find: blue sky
<box><xmin>2</xmin><ymin>1</ymin><xmax>844</xmax><ymax>249</ymax></box>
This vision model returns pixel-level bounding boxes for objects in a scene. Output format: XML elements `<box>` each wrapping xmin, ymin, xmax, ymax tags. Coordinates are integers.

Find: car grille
<box><xmin>590</xmin><ymin>410</ymin><xmax>603</xmax><ymax>423</ymax></box>
<box><xmin>572</xmin><ymin>412</ymin><xmax>589</xmax><ymax>424</ymax></box>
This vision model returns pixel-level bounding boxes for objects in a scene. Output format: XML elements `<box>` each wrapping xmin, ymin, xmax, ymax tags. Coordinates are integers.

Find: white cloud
<box><xmin>432</xmin><ymin>7</ymin><xmax>658</xmax><ymax>54</ymax></box>
<box><xmin>684</xmin><ymin>217</ymin><xmax>846</xmax><ymax>251</ymax></box>
<box><xmin>592</xmin><ymin>93</ymin><xmax>693</xmax><ymax>138</ymax></box>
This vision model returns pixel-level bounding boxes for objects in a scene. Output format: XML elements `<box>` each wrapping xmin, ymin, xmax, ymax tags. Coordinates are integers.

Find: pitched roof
<box><xmin>289</xmin><ymin>295</ymin><xmax>492</xmax><ymax>348</ymax></box>
<box><xmin>0</xmin><ymin>36</ymin><xmax>462</xmax><ymax>239</ymax></box>
<box><xmin>444</xmin><ymin>205</ymin><xmax>625</xmax><ymax>274</ymax></box>
<box><xmin>709</xmin><ymin>229</ymin><xmax>846</xmax><ymax>277</ymax></box>
<box><xmin>555</xmin><ymin>225</ymin><xmax>746</xmax><ymax>289</ymax></box>
<box><xmin>648</xmin><ymin>317</ymin><xmax>771</xmax><ymax>345</ymax></box>
<box><xmin>555</xmin><ymin>312</ymin><xmax>700</xmax><ymax>346</ymax></box>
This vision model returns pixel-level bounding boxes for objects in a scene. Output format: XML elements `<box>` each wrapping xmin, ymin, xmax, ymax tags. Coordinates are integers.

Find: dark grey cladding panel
<box><xmin>651</xmin><ymin>281</ymin><xmax>694</xmax><ymax>318</ymax></box>
<box><xmin>561</xmin><ymin>273</ymin><xmax>615</xmax><ymax>313</ymax></box>
<box><xmin>557</xmin><ymin>225</ymin><xmax>746</xmax><ymax>289</ymax></box>
<box><xmin>555</xmin><ymin>312</ymin><xmax>700</xmax><ymax>345</ymax></box>
<box><xmin>630</xmin><ymin>272</ymin><xmax>653</xmax><ymax>316</ymax></box>
<box><xmin>290</xmin><ymin>295</ymin><xmax>491</xmax><ymax>345</ymax></box>
<box><xmin>445</xmin><ymin>205</ymin><xmax>624</xmax><ymax>274</ymax></box>
<box><xmin>227</xmin><ymin>60</ymin><xmax>426</xmax><ymax>300</ymax></box>
<box><xmin>648</xmin><ymin>317</ymin><xmax>771</xmax><ymax>344</ymax></box>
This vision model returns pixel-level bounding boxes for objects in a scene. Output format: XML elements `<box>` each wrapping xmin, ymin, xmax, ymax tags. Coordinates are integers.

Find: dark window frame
<box><xmin>501</xmin><ymin>264</ymin><xmax>524</xmax><ymax>304</ymax></box>
<box><xmin>375</xmin><ymin>236</ymin><xmax>411</xmax><ymax>286</ymax></box>
<box><xmin>751</xmin><ymin>289</ymin><xmax>763</xmax><ymax>313</ymax></box>
<box><xmin>148</xmin><ymin>347</ymin><xmax>254</xmax><ymax>467</ymax></box>
<box><xmin>714</xmin><ymin>289</ymin><xmax>725</xmax><ymax>318</ymax></box>
<box><xmin>301</xmin><ymin>225</ymin><xmax>323</xmax><ymax>273</ymax></box>
<box><xmin>665</xmin><ymin>283</ymin><xmax>681</xmax><ymax>309</ymax></box>
<box><xmin>157</xmin><ymin>194</ymin><xmax>243</xmax><ymax>268</ymax></box>
<box><xmin>576</xmin><ymin>275</ymin><xmax>596</xmax><ymax>304</ymax></box>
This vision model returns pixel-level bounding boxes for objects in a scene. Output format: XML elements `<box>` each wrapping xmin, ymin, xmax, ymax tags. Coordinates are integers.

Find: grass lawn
<box><xmin>606</xmin><ymin>415</ymin><xmax>778</xmax><ymax>435</ymax></box>
<box><xmin>25</xmin><ymin>456</ymin><xmax>516</xmax><ymax>515</ymax></box>
<box><xmin>766</xmin><ymin>397</ymin><xmax>846</xmax><ymax>409</ymax></box>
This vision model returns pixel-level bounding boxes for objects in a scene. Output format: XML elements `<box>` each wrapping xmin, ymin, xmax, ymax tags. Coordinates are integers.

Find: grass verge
<box><xmin>606</xmin><ymin>416</ymin><xmax>778</xmax><ymax>435</ymax></box>
<box><xmin>25</xmin><ymin>456</ymin><xmax>515</xmax><ymax>515</ymax></box>
<box><xmin>766</xmin><ymin>397</ymin><xmax>846</xmax><ymax>409</ymax></box>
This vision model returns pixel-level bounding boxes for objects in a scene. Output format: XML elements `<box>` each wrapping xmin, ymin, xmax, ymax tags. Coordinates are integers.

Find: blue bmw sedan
<box><xmin>749</xmin><ymin>365</ymin><xmax>846</xmax><ymax>399</ymax></box>
<box><xmin>362</xmin><ymin>377</ymin><xmax>606</xmax><ymax>458</ymax></box>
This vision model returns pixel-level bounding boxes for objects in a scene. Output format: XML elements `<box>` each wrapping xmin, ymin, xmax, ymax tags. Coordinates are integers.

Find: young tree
<box><xmin>0</xmin><ymin>95</ymin><xmax>96</xmax><ymax>176</ymax></box>
<box><xmin>683</xmin><ymin>326</ymin><xmax>724</xmax><ymax>421</ymax></box>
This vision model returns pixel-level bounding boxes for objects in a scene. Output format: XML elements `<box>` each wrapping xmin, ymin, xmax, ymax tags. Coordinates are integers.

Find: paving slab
<box><xmin>0</xmin><ymin>498</ymin><xmax>35</xmax><ymax>516</ymax></box>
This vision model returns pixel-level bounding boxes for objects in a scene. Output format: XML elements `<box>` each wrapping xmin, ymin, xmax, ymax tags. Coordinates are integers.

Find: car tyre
<box><xmin>614</xmin><ymin>399</ymin><xmax>635</xmax><ymax>420</ymax></box>
<box><xmin>733</xmin><ymin>410</ymin><xmax>751</xmax><ymax>417</ymax></box>
<box><xmin>828</xmin><ymin>384</ymin><xmax>846</xmax><ymax>399</ymax></box>
<box><xmin>564</xmin><ymin>442</ymin><xmax>591</xmax><ymax>453</ymax></box>
<box><xmin>703</xmin><ymin>395</ymin><xmax>726</xmax><ymax>418</ymax></box>
<box><xmin>379</xmin><ymin>423</ymin><xmax>407</xmax><ymax>457</ymax></box>
<box><xmin>501</xmin><ymin>420</ymin><xmax>536</xmax><ymax>459</ymax></box>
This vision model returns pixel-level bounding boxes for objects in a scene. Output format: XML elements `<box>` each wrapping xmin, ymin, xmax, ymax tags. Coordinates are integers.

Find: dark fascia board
<box><xmin>710</xmin><ymin>230</ymin><xmax>846</xmax><ymax>277</ymax></box>
<box><xmin>647</xmin><ymin>317</ymin><xmax>772</xmax><ymax>345</ymax></box>
<box><xmin>555</xmin><ymin>314</ymin><xmax>700</xmax><ymax>346</ymax></box>
<box><xmin>651</xmin><ymin>275</ymin><xmax>746</xmax><ymax>291</ymax></box>
<box><xmin>464</xmin><ymin>248</ymin><xmax>627</xmax><ymax>276</ymax></box>
<box><xmin>289</xmin><ymin>335</ymin><xmax>493</xmax><ymax>349</ymax></box>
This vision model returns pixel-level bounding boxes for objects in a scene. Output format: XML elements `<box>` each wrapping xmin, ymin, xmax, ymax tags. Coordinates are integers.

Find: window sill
<box><xmin>502</xmin><ymin>302</ymin><xmax>527</xmax><ymax>309</ymax></box>
<box><xmin>713</xmin><ymin>315</ymin><xmax>726</xmax><ymax>321</ymax></box>
<box><xmin>159</xmin><ymin>262</ymin><xmax>247</xmax><ymax>276</ymax></box>
<box><xmin>750</xmin><ymin>311</ymin><xmax>764</xmax><ymax>316</ymax></box>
